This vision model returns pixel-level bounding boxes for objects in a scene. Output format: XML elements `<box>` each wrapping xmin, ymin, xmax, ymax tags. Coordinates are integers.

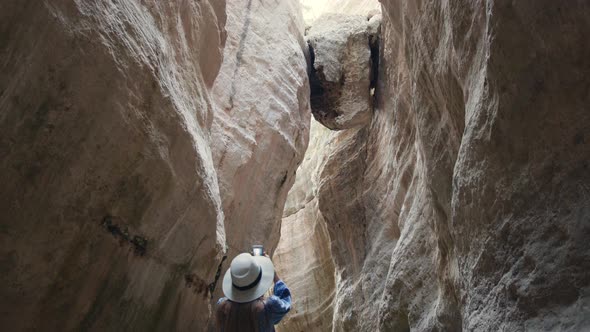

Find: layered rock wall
<box><xmin>0</xmin><ymin>0</ymin><xmax>281</xmax><ymax>330</ymax></box>
<box><xmin>0</xmin><ymin>1</ymin><xmax>228</xmax><ymax>329</ymax></box>
<box><xmin>278</xmin><ymin>0</ymin><xmax>590</xmax><ymax>331</ymax></box>
<box><xmin>210</xmin><ymin>0</ymin><xmax>310</xmax><ymax>262</ymax></box>
<box><xmin>274</xmin><ymin>121</ymin><xmax>337</xmax><ymax>332</ymax></box>
<box><xmin>372</xmin><ymin>1</ymin><xmax>590</xmax><ymax>330</ymax></box>
<box><xmin>0</xmin><ymin>0</ymin><xmax>311</xmax><ymax>330</ymax></box>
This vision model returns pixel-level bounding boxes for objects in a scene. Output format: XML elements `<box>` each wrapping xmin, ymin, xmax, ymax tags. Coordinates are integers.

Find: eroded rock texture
<box><xmin>307</xmin><ymin>13</ymin><xmax>380</xmax><ymax>130</ymax></box>
<box><xmin>209</xmin><ymin>0</ymin><xmax>310</xmax><ymax>289</ymax></box>
<box><xmin>274</xmin><ymin>120</ymin><xmax>337</xmax><ymax>332</ymax></box>
<box><xmin>0</xmin><ymin>1</ymin><xmax>228</xmax><ymax>330</ymax></box>
<box><xmin>279</xmin><ymin>0</ymin><xmax>590</xmax><ymax>331</ymax></box>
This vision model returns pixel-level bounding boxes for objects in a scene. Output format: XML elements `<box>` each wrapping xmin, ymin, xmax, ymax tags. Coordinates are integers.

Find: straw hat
<box><xmin>222</xmin><ymin>253</ymin><xmax>275</xmax><ymax>303</ymax></box>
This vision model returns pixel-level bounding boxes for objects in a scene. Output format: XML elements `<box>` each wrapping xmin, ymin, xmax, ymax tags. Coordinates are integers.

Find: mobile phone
<box><xmin>252</xmin><ymin>245</ymin><xmax>264</xmax><ymax>256</ymax></box>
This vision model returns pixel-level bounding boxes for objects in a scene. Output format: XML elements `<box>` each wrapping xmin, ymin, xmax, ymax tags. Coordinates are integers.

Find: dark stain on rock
<box><xmin>369</xmin><ymin>30</ymin><xmax>380</xmax><ymax>92</ymax></box>
<box><xmin>184</xmin><ymin>273</ymin><xmax>210</xmax><ymax>298</ymax></box>
<box><xmin>308</xmin><ymin>41</ymin><xmax>344</xmax><ymax>130</ymax></box>
<box><xmin>102</xmin><ymin>215</ymin><xmax>148</xmax><ymax>256</ymax></box>
<box><xmin>208</xmin><ymin>255</ymin><xmax>228</xmax><ymax>297</ymax></box>
<box><xmin>130</xmin><ymin>235</ymin><xmax>147</xmax><ymax>256</ymax></box>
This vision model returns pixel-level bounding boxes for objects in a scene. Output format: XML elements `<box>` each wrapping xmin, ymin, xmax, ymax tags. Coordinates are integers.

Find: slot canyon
<box><xmin>1</xmin><ymin>0</ymin><xmax>589</xmax><ymax>331</ymax></box>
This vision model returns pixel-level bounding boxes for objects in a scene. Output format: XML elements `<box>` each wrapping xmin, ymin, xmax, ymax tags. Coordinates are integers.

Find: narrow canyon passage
<box><xmin>1</xmin><ymin>1</ymin><xmax>589</xmax><ymax>332</ymax></box>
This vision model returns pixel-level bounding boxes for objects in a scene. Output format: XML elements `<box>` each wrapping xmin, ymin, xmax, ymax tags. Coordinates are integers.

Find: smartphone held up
<box><xmin>252</xmin><ymin>244</ymin><xmax>264</xmax><ymax>256</ymax></box>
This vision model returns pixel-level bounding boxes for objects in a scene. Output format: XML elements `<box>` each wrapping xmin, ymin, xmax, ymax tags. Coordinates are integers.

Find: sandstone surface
<box><xmin>277</xmin><ymin>0</ymin><xmax>590</xmax><ymax>331</ymax></box>
<box><xmin>0</xmin><ymin>1</ymin><xmax>227</xmax><ymax>330</ymax></box>
<box><xmin>1</xmin><ymin>0</ymin><xmax>312</xmax><ymax>330</ymax></box>
<box><xmin>274</xmin><ymin>120</ymin><xmax>337</xmax><ymax>332</ymax></box>
<box><xmin>307</xmin><ymin>14</ymin><xmax>379</xmax><ymax>130</ymax></box>
<box><xmin>209</xmin><ymin>0</ymin><xmax>310</xmax><ymax>297</ymax></box>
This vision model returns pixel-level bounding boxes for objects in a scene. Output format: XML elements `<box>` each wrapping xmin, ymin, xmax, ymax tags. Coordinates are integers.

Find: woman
<box><xmin>216</xmin><ymin>252</ymin><xmax>291</xmax><ymax>331</ymax></box>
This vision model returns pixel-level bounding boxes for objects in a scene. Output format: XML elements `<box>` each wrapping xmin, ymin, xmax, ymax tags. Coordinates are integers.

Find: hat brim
<box><xmin>222</xmin><ymin>256</ymin><xmax>275</xmax><ymax>303</ymax></box>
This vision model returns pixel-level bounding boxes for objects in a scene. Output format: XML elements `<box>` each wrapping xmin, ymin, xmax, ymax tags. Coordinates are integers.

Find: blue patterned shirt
<box><xmin>217</xmin><ymin>280</ymin><xmax>292</xmax><ymax>331</ymax></box>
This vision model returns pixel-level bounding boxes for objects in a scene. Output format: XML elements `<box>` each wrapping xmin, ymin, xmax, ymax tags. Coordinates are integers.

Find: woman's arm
<box><xmin>265</xmin><ymin>271</ymin><xmax>292</xmax><ymax>325</ymax></box>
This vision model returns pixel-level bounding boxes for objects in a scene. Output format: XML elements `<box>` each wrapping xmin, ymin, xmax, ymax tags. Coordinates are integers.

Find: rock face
<box><xmin>0</xmin><ymin>0</ymin><xmax>311</xmax><ymax>330</ymax></box>
<box><xmin>307</xmin><ymin>13</ymin><xmax>380</xmax><ymax>130</ymax></box>
<box><xmin>277</xmin><ymin>0</ymin><xmax>590</xmax><ymax>331</ymax></box>
<box><xmin>0</xmin><ymin>1</ymin><xmax>226</xmax><ymax>330</ymax></box>
<box><xmin>274</xmin><ymin>120</ymin><xmax>337</xmax><ymax>332</ymax></box>
<box><xmin>210</xmin><ymin>0</ymin><xmax>310</xmax><ymax>265</ymax></box>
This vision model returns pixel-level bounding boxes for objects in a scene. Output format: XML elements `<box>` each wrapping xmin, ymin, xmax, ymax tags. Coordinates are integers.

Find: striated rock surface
<box><xmin>209</xmin><ymin>0</ymin><xmax>310</xmax><ymax>279</ymax></box>
<box><xmin>370</xmin><ymin>1</ymin><xmax>590</xmax><ymax>330</ymax></box>
<box><xmin>0</xmin><ymin>1</ymin><xmax>228</xmax><ymax>330</ymax></box>
<box><xmin>307</xmin><ymin>13</ymin><xmax>380</xmax><ymax>130</ymax></box>
<box><xmin>279</xmin><ymin>0</ymin><xmax>590</xmax><ymax>331</ymax></box>
<box><xmin>274</xmin><ymin>120</ymin><xmax>337</xmax><ymax>332</ymax></box>
<box><xmin>0</xmin><ymin>0</ymin><xmax>312</xmax><ymax>330</ymax></box>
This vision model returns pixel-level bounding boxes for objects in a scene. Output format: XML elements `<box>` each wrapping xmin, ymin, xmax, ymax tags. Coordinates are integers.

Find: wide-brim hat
<box><xmin>222</xmin><ymin>253</ymin><xmax>275</xmax><ymax>303</ymax></box>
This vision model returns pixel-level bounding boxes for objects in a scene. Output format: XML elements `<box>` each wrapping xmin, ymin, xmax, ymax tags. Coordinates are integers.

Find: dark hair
<box><xmin>216</xmin><ymin>298</ymin><xmax>266</xmax><ymax>332</ymax></box>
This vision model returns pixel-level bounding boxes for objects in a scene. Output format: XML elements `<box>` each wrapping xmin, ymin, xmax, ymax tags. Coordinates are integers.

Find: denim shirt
<box><xmin>217</xmin><ymin>280</ymin><xmax>292</xmax><ymax>331</ymax></box>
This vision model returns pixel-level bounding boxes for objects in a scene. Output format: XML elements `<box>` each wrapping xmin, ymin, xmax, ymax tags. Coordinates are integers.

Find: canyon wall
<box><xmin>0</xmin><ymin>0</ymin><xmax>311</xmax><ymax>330</ymax></box>
<box><xmin>210</xmin><ymin>0</ymin><xmax>310</xmax><ymax>268</ymax></box>
<box><xmin>274</xmin><ymin>9</ymin><xmax>381</xmax><ymax>332</ymax></box>
<box><xmin>277</xmin><ymin>0</ymin><xmax>590</xmax><ymax>331</ymax></box>
<box><xmin>0</xmin><ymin>1</ymin><xmax>228</xmax><ymax>330</ymax></box>
<box><xmin>274</xmin><ymin>120</ymin><xmax>337</xmax><ymax>331</ymax></box>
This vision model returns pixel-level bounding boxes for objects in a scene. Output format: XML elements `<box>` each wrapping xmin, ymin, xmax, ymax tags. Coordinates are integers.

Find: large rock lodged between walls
<box><xmin>0</xmin><ymin>1</ymin><xmax>227</xmax><ymax>330</ymax></box>
<box><xmin>307</xmin><ymin>13</ymin><xmax>381</xmax><ymax>130</ymax></box>
<box><xmin>274</xmin><ymin>9</ymin><xmax>381</xmax><ymax>332</ymax></box>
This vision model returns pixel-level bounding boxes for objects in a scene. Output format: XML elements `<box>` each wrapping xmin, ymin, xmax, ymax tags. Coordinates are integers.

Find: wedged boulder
<box><xmin>307</xmin><ymin>13</ymin><xmax>380</xmax><ymax>130</ymax></box>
